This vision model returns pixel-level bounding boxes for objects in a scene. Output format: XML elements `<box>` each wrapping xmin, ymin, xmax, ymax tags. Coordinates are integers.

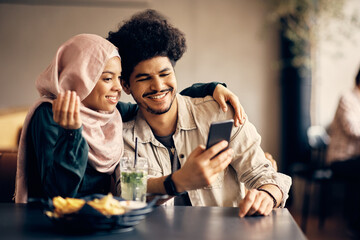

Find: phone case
<box><xmin>206</xmin><ymin>119</ymin><xmax>234</xmax><ymax>149</ymax></box>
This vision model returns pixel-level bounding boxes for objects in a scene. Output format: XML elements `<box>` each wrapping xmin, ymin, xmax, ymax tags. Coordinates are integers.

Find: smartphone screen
<box><xmin>206</xmin><ymin>119</ymin><xmax>234</xmax><ymax>149</ymax></box>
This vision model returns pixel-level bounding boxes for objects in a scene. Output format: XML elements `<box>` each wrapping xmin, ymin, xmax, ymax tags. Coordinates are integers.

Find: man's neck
<box><xmin>142</xmin><ymin>98</ymin><xmax>178</xmax><ymax>137</ymax></box>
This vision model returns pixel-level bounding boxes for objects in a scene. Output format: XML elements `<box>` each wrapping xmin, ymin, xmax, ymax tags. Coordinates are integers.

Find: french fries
<box><xmin>48</xmin><ymin>193</ymin><xmax>125</xmax><ymax>218</ymax></box>
<box><xmin>87</xmin><ymin>193</ymin><xmax>125</xmax><ymax>215</ymax></box>
<box><xmin>52</xmin><ymin>196</ymin><xmax>86</xmax><ymax>217</ymax></box>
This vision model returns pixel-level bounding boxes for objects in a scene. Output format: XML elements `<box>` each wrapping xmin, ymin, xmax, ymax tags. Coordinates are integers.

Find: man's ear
<box><xmin>121</xmin><ymin>79</ymin><xmax>131</xmax><ymax>95</ymax></box>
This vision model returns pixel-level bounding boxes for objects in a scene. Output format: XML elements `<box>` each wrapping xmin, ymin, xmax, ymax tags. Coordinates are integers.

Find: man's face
<box><xmin>122</xmin><ymin>56</ymin><xmax>177</xmax><ymax>115</ymax></box>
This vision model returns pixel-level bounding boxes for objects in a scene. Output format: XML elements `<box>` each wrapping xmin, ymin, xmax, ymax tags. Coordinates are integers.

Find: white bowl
<box><xmin>119</xmin><ymin>200</ymin><xmax>147</xmax><ymax>211</ymax></box>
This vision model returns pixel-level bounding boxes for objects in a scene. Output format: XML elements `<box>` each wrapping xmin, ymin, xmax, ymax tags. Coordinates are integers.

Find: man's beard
<box><xmin>142</xmin><ymin>87</ymin><xmax>176</xmax><ymax>115</ymax></box>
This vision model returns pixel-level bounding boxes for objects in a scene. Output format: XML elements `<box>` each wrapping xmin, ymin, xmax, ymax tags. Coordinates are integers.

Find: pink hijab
<box><xmin>15</xmin><ymin>34</ymin><xmax>123</xmax><ymax>203</ymax></box>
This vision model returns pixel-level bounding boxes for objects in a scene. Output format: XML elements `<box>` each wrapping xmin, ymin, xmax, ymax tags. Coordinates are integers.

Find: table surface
<box><xmin>0</xmin><ymin>203</ymin><xmax>307</xmax><ymax>240</ymax></box>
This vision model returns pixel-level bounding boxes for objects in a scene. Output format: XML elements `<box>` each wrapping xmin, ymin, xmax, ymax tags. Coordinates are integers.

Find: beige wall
<box><xmin>0</xmin><ymin>0</ymin><xmax>281</xmax><ymax>160</ymax></box>
<box><xmin>313</xmin><ymin>0</ymin><xmax>360</xmax><ymax>127</ymax></box>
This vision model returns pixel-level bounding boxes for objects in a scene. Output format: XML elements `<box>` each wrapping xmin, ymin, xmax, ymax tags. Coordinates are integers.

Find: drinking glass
<box><xmin>120</xmin><ymin>157</ymin><xmax>148</xmax><ymax>202</ymax></box>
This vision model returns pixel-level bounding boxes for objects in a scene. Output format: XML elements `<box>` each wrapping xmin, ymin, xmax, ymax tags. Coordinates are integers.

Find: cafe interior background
<box><xmin>0</xmin><ymin>0</ymin><xmax>359</xmax><ymax>238</ymax></box>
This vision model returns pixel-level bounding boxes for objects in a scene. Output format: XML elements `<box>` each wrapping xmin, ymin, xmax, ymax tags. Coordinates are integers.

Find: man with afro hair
<box><xmin>108</xmin><ymin>9</ymin><xmax>291</xmax><ymax>217</ymax></box>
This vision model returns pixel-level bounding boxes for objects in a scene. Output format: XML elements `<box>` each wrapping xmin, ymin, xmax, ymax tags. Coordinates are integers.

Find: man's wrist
<box><xmin>163</xmin><ymin>173</ymin><xmax>186</xmax><ymax>196</ymax></box>
<box><xmin>257</xmin><ymin>184</ymin><xmax>283</xmax><ymax>208</ymax></box>
<box><xmin>171</xmin><ymin>171</ymin><xmax>186</xmax><ymax>193</ymax></box>
<box><xmin>257</xmin><ymin>188</ymin><xmax>277</xmax><ymax>208</ymax></box>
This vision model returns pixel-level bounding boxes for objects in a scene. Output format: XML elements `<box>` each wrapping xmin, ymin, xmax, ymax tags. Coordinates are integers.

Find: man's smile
<box><xmin>148</xmin><ymin>92</ymin><xmax>167</xmax><ymax>99</ymax></box>
<box><xmin>143</xmin><ymin>87</ymin><xmax>173</xmax><ymax>100</ymax></box>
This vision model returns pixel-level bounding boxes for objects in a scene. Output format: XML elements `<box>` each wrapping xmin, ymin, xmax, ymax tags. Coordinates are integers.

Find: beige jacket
<box><xmin>120</xmin><ymin>94</ymin><xmax>292</xmax><ymax>207</ymax></box>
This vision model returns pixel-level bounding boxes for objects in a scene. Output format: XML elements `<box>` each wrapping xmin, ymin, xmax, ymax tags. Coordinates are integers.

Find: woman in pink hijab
<box><xmin>15</xmin><ymin>34</ymin><xmax>124</xmax><ymax>203</ymax></box>
<box><xmin>15</xmin><ymin>34</ymin><xmax>245</xmax><ymax>203</ymax></box>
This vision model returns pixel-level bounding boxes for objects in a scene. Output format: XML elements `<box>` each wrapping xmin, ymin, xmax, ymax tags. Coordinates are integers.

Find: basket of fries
<box><xmin>43</xmin><ymin>193</ymin><xmax>164</xmax><ymax>233</ymax></box>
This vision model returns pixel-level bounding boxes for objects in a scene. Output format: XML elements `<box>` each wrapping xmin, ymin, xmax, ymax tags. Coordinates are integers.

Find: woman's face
<box><xmin>82</xmin><ymin>57</ymin><xmax>122</xmax><ymax>112</ymax></box>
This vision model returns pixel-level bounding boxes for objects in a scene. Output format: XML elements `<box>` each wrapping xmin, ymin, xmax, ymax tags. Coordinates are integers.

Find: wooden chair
<box><xmin>0</xmin><ymin>150</ymin><xmax>17</xmax><ymax>202</ymax></box>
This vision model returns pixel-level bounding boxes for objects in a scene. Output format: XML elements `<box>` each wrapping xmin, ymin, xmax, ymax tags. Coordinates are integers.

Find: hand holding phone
<box><xmin>206</xmin><ymin>119</ymin><xmax>234</xmax><ymax>149</ymax></box>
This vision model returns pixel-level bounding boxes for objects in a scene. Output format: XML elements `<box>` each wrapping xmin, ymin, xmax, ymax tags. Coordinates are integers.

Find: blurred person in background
<box><xmin>326</xmin><ymin>65</ymin><xmax>360</xmax><ymax>235</ymax></box>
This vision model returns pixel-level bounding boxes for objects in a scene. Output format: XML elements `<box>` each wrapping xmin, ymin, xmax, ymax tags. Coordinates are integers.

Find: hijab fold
<box><xmin>15</xmin><ymin>34</ymin><xmax>123</xmax><ymax>203</ymax></box>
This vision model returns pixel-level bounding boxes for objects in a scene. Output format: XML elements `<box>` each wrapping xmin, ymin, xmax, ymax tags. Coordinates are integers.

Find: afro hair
<box><xmin>107</xmin><ymin>9</ymin><xmax>187</xmax><ymax>83</ymax></box>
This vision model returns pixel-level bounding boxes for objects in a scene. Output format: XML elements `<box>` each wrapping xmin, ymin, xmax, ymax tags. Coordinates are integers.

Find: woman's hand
<box><xmin>265</xmin><ymin>152</ymin><xmax>278</xmax><ymax>171</ymax></box>
<box><xmin>213</xmin><ymin>84</ymin><xmax>246</xmax><ymax>127</ymax></box>
<box><xmin>53</xmin><ymin>90</ymin><xmax>82</xmax><ymax>129</ymax></box>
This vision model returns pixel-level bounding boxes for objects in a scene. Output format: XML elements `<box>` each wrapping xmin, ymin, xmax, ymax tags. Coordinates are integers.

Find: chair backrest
<box><xmin>0</xmin><ymin>150</ymin><xmax>17</xmax><ymax>202</ymax></box>
<box><xmin>307</xmin><ymin>126</ymin><xmax>330</xmax><ymax>168</ymax></box>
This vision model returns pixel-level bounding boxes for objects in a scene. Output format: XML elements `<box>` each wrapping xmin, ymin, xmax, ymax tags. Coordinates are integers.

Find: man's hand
<box><xmin>53</xmin><ymin>90</ymin><xmax>82</xmax><ymax>129</ymax></box>
<box><xmin>238</xmin><ymin>185</ymin><xmax>283</xmax><ymax>218</ymax></box>
<box><xmin>172</xmin><ymin>140</ymin><xmax>233</xmax><ymax>192</ymax></box>
<box><xmin>238</xmin><ymin>189</ymin><xmax>273</xmax><ymax>217</ymax></box>
<box><xmin>212</xmin><ymin>84</ymin><xmax>246</xmax><ymax>127</ymax></box>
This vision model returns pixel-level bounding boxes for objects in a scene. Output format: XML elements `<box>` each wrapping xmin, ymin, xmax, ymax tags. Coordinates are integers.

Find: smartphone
<box><xmin>206</xmin><ymin>119</ymin><xmax>234</xmax><ymax>149</ymax></box>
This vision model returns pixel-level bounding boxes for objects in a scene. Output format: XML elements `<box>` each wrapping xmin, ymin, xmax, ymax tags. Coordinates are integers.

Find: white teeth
<box><xmin>106</xmin><ymin>96</ymin><xmax>117</xmax><ymax>100</ymax></box>
<box><xmin>150</xmin><ymin>93</ymin><xmax>166</xmax><ymax>99</ymax></box>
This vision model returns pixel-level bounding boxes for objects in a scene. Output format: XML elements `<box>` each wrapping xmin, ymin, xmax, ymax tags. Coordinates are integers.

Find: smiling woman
<box><xmin>82</xmin><ymin>57</ymin><xmax>122</xmax><ymax>112</ymax></box>
<box><xmin>15</xmin><ymin>34</ymin><xmax>124</xmax><ymax>203</ymax></box>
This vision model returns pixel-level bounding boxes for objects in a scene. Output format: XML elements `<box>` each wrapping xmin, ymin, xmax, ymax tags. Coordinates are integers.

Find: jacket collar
<box><xmin>176</xmin><ymin>94</ymin><xmax>197</xmax><ymax>131</ymax></box>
